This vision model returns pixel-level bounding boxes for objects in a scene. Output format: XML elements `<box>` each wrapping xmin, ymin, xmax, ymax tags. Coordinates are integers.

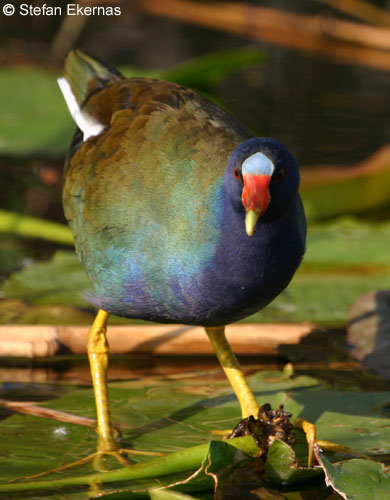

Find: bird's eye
<box><xmin>233</xmin><ymin>168</ymin><xmax>242</xmax><ymax>180</ymax></box>
<box><xmin>274</xmin><ymin>168</ymin><xmax>286</xmax><ymax>182</ymax></box>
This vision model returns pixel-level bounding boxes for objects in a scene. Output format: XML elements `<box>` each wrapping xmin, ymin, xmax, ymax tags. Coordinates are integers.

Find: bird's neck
<box><xmin>214</xmin><ymin>184</ymin><xmax>304</xmax><ymax>299</ymax></box>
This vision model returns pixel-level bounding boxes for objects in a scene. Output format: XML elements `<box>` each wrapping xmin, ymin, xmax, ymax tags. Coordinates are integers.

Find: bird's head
<box><xmin>227</xmin><ymin>138</ymin><xmax>300</xmax><ymax>236</ymax></box>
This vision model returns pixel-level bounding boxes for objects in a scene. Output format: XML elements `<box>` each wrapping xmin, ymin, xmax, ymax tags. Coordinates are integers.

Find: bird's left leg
<box><xmin>205</xmin><ymin>325</ymin><xmax>259</xmax><ymax>419</ymax></box>
<box><xmin>205</xmin><ymin>325</ymin><xmax>317</xmax><ymax>466</ymax></box>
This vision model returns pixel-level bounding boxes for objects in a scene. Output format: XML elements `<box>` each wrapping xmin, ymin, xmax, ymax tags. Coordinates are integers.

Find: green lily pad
<box><xmin>303</xmin><ymin>217</ymin><xmax>390</xmax><ymax>270</ymax></box>
<box><xmin>249</xmin><ymin>271</ymin><xmax>390</xmax><ymax>325</ymax></box>
<box><xmin>0</xmin><ymin>49</ymin><xmax>264</xmax><ymax>159</ymax></box>
<box><xmin>266</xmin><ymin>439</ymin><xmax>322</xmax><ymax>485</ymax></box>
<box><xmin>316</xmin><ymin>453</ymin><xmax>390</xmax><ymax>500</ymax></box>
<box><xmin>248</xmin><ymin>218</ymin><xmax>390</xmax><ymax>325</ymax></box>
<box><xmin>149</xmin><ymin>490</ymin><xmax>202</xmax><ymax>500</ymax></box>
<box><xmin>0</xmin><ymin>65</ymin><xmax>74</xmax><ymax>157</ymax></box>
<box><xmin>291</xmin><ymin>389</ymin><xmax>390</xmax><ymax>455</ymax></box>
<box><xmin>2</xmin><ymin>216</ymin><xmax>390</xmax><ymax>326</ymax></box>
<box><xmin>149</xmin><ymin>490</ymin><xmax>201</xmax><ymax>500</ymax></box>
<box><xmin>0</xmin><ymin>437</ymin><xmax>255</xmax><ymax>496</ymax></box>
<box><xmin>161</xmin><ymin>48</ymin><xmax>266</xmax><ymax>93</ymax></box>
<box><xmin>2</xmin><ymin>250</ymin><xmax>90</xmax><ymax>308</ymax></box>
<box><xmin>0</xmin><ymin>369</ymin><xmax>389</xmax><ymax>498</ymax></box>
<box><xmin>301</xmin><ymin>162</ymin><xmax>390</xmax><ymax>221</ymax></box>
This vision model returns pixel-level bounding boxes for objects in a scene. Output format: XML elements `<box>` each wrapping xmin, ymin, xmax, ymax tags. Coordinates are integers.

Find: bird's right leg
<box><xmin>20</xmin><ymin>309</ymin><xmax>162</xmax><ymax>481</ymax></box>
<box><xmin>87</xmin><ymin>309</ymin><xmax>117</xmax><ymax>453</ymax></box>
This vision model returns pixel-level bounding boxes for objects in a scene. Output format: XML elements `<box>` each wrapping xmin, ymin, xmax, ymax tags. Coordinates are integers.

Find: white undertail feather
<box><xmin>57</xmin><ymin>77</ymin><xmax>105</xmax><ymax>141</ymax></box>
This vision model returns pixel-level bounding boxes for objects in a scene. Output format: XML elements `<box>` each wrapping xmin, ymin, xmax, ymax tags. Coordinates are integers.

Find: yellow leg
<box><xmin>205</xmin><ymin>326</ymin><xmax>259</xmax><ymax>419</ymax></box>
<box><xmin>87</xmin><ymin>309</ymin><xmax>117</xmax><ymax>452</ymax></box>
<box><xmin>14</xmin><ymin>310</ymin><xmax>167</xmax><ymax>481</ymax></box>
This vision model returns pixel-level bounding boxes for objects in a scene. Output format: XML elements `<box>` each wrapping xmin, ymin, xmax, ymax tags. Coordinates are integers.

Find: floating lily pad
<box><xmin>149</xmin><ymin>490</ymin><xmax>202</xmax><ymax>500</ymax></box>
<box><xmin>301</xmin><ymin>162</ymin><xmax>390</xmax><ymax>221</ymax></box>
<box><xmin>303</xmin><ymin>217</ymin><xmax>390</xmax><ymax>270</ymax></box>
<box><xmin>249</xmin><ymin>271</ymin><xmax>390</xmax><ymax>325</ymax></box>
<box><xmin>266</xmin><ymin>438</ymin><xmax>322</xmax><ymax>485</ymax></box>
<box><xmin>2</xmin><ymin>216</ymin><xmax>389</xmax><ymax>326</ymax></box>
<box><xmin>2</xmin><ymin>250</ymin><xmax>90</xmax><ymax>308</ymax></box>
<box><xmin>0</xmin><ymin>369</ymin><xmax>389</xmax><ymax>498</ymax></box>
<box><xmin>316</xmin><ymin>453</ymin><xmax>390</xmax><ymax>500</ymax></box>
<box><xmin>0</xmin><ymin>49</ymin><xmax>264</xmax><ymax>158</ymax></box>
<box><xmin>301</xmin><ymin>391</ymin><xmax>390</xmax><ymax>455</ymax></box>
<box><xmin>0</xmin><ymin>66</ymin><xmax>74</xmax><ymax>157</ymax></box>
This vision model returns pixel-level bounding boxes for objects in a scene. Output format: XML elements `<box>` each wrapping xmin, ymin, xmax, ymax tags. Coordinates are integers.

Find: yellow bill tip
<box><xmin>245</xmin><ymin>210</ymin><xmax>259</xmax><ymax>236</ymax></box>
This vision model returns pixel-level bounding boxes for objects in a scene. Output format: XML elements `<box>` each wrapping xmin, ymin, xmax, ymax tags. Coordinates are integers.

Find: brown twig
<box><xmin>0</xmin><ymin>323</ymin><xmax>315</xmax><ymax>357</ymax></box>
<box><xmin>0</xmin><ymin>398</ymin><xmax>95</xmax><ymax>426</ymax></box>
<box><xmin>135</xmin><ymin>0</ymin><xmax>390</xmax><ymax>70</ymax></box>
<box><xmin>315</xmin><ymin>0</ymin><xmax>390</xmax><ymax>28</ymax></box>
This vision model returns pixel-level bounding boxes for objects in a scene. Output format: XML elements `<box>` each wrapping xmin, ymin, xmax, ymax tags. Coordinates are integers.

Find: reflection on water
<box><xmin>1</xmin><ymin>344</ymin><xmax>389</xmax><ymax>391</ymax></box>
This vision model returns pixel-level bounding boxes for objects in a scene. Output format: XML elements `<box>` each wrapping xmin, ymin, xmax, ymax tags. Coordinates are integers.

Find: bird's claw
<box><xmin>13</xmin><ymin>447</ymin><xmax>165</xmax><ymax>481</ymax></box>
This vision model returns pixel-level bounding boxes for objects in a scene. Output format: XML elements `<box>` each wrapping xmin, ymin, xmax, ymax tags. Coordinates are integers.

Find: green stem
<box><xmin>0</xmin><ymin>209</ymin><xmax>73</xmax><ymax>245</ymax></box>
<box><xmin>0</xmin><ymin>437</ymin><xmax>258</xmax><ymax>492</ymax></box>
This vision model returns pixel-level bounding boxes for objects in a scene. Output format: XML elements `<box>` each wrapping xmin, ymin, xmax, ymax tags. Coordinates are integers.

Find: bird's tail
<box><xmin>58</xmin><ymin>50</ymin><xmax>123</xmax><ymax>141</ymax></box>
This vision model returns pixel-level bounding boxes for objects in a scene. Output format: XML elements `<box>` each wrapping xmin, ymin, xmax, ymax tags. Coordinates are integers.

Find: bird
<box><xmin>58</xmin><ymin>50</ymin><xmax>308</xmax><ymax>466</ymax></box>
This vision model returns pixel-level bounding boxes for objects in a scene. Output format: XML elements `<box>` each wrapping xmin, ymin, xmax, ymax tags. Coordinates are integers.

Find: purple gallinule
<box><xmin>58</xmin><ymin>50</ymin><xmax>309</xmax><ymax>466</ymax></box>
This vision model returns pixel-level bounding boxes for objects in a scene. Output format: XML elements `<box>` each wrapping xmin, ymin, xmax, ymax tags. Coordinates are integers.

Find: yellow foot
<box><xmin>294</xmin><ymin>418</ymin><xmax>373</xmax><ymax>468</ymax></box>
<box><xmin>294</xmin><ymin>417</ymin><xmax>317</xmax><ymax>467</ymax></box>
<box><xmin>14</xmin><ymin>448</ymin><xmax>165</xmax><ymax>481</ymax></box>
